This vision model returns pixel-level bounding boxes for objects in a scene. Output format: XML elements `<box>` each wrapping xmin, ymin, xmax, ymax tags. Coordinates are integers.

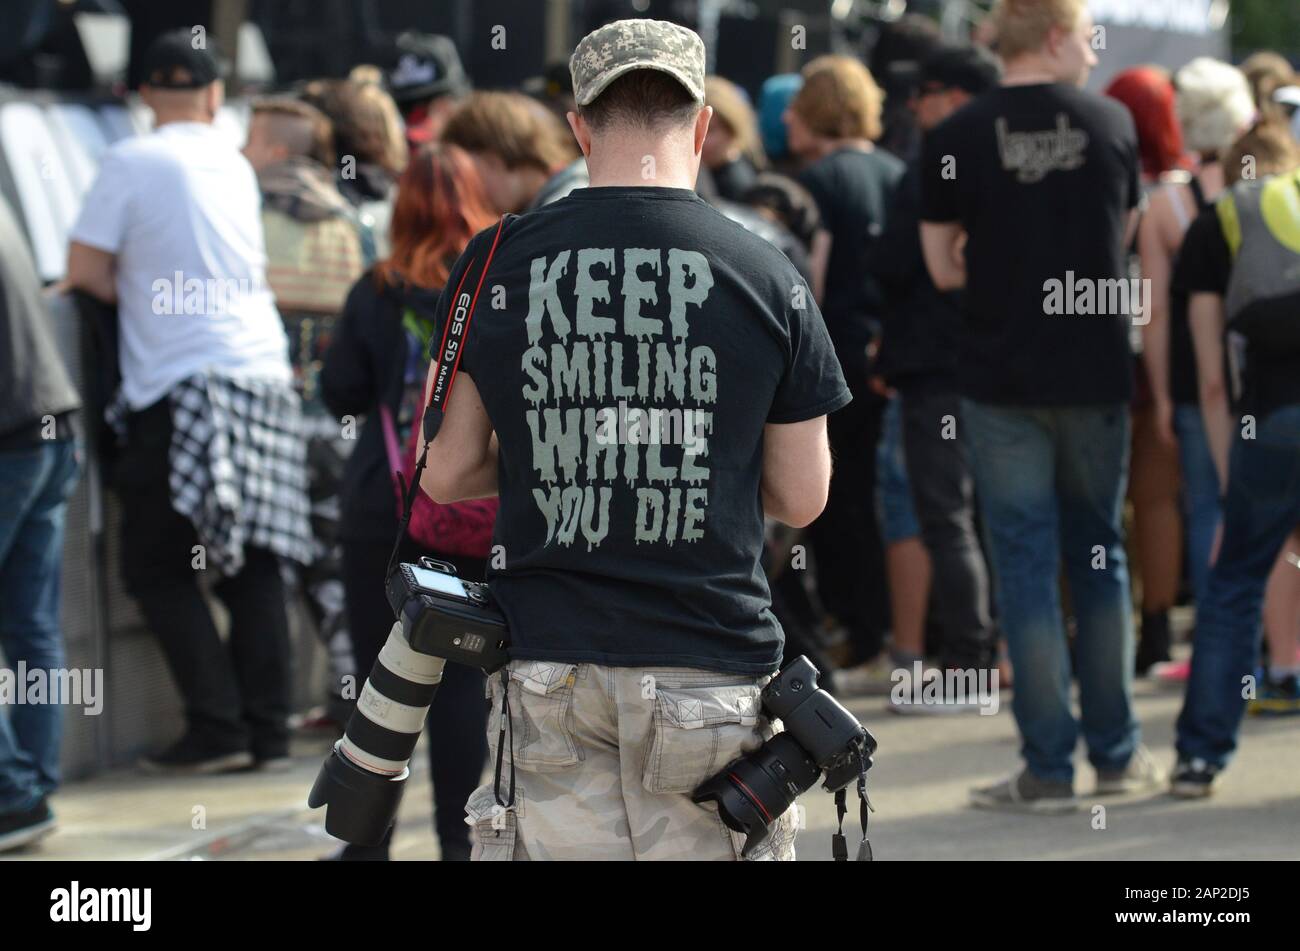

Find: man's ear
<box><xmin>566</xmin><ymin>110</ymin><xmax>592</xmax><ymax>157</ymax></box>
<box><xmin>694</xmin><ymin>105</ymin><xmax>713</xmax><ymax>156</ymax></box>
<box><xmin>1043</xmin><ymin>24</ymin><xmax>1067</xmax><ymax>60</ymax></box>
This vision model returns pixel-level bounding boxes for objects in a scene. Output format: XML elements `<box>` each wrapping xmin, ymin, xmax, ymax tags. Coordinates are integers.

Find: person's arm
<box><xmin>1136</xmin><ymin>196</ymin><xmax>1175</xmax><ymax>443</ymax></box>
<box><xmin>320</xmin><ymin>277</ymin><xmax>378</xmax><ymax>419</ymax></box>
<box><xmin>798</xmin><ymin>169</ymin><xmax>834</xmax><ymax>307</ymax></box>
<box><xmin>417</xmin><ymin>364</ymin><xmax>498</xmax><ymax>502</ymax></box>
<box><xmin>1123</xmin><ymin>207</ymin><xmax>1140</xmax><ymax>251</ymax></box>
<box><xmin>920</xmin><ymin>221</ymin><xmax>966</xmax><ymax>291</ymax></box>
<box><xmin>66</xmin><ymin>242</ymin><xmax>117</xmax><ymax>304</ymax></box>
<box><xmin>761</xmin><ymin>416</ymin><xmax>831</xmax><ymax>527</ymax></box>
<box><xmin>1189</xmin><ymin>290</ymin><xmax>1232</xmax><ymax>490</ymax></box>
<box><xmin>67</xmin><ymin>150</ymin><xmax>131</xmax><ymax>303</ymax></box>
<box><xmin>808</xmin><ymin>229</ymin><xmax>831</xmax><ymax>305</ymax></box>
<box><xmin>917</xmin><ymin>120</ymin><xmax>966</xmax><ymax>291</ymax></box>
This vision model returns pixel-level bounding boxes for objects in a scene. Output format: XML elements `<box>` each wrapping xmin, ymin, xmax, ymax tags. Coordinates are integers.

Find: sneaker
<box><xmin>139</xmin><ymin>734</ymin><xmax>253</xmax><ymax>775</ymax></box>
<box><xmin>0</xmin><ymin>798</ymin><xmax>56</xmax><ymax>853</ymax></box>
<box><xmin>970</xmin><ymin>769</ymin><xmax>1079</xmax><ymax>814</ymax></box>
<box><xmin>1248</xmin><ymin>673</ymin><xmax>1300</xmax><ymax>716</ymax></box>
<box><xmin>1095</xmin><ymin>744</ymin><xmax>1165</xmax><ymax>795</ymax></box>
<box><xmin>1151</xmin><ymin>658</ymin><xmax>1191</xmax><ymax>684</ymax></box>
<box><xmin>835</xmin><ymin>655</ymin><xmax>900</xmax><ymax>697</ymax></box>
<box><xmin>1170</xmin><ymin>758</ymin><xmax>1221</xmax><ymax>799</ymax></box>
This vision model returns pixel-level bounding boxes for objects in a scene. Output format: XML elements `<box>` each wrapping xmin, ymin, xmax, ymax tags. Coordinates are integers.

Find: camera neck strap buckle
<box><xmin>832</xmin><ymin>764</ymin><xmax>873</xmax><ymax>862</ymax></box>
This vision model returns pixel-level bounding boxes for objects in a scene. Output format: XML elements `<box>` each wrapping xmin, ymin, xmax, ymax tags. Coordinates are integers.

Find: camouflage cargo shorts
<box><xmin>464</xmin><ymin>660</ymin><xmax>799</xmax><ymax>861</ymax></box>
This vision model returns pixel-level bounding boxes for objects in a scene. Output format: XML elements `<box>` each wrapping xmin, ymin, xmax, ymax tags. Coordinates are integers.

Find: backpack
<box><xmin>1218</xmin><ymin>168</ymin><xmax>1300</xmax><ymax>355</ymax></box>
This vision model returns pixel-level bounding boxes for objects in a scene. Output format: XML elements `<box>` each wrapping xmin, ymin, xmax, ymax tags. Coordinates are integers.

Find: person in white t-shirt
<box><xmin>68</xmin><ymin>44</ymin><xmax>289</xmax><ymax>408</ymax></box>
<box><xmin>66</xmin><ymin>31</ymin><xmax>311</xmax><ymax>776</ymax></box>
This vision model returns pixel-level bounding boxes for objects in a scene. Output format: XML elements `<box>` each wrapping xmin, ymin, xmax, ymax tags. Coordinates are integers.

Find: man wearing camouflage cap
<box><xmin>418</xmin><ymin>19</ymin><xmax>850</xmax><ymax>860</ymax></box>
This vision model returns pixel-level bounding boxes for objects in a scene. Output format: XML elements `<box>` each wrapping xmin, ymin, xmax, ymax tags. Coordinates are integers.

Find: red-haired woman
<box><xmin>322</xmin><ymin>143</ymin><xmax>497</xmax><ymax>860</ymax></box>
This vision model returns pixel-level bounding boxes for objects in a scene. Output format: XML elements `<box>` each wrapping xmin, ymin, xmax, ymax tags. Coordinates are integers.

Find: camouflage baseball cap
<box><xmin>570</xmin><ymin>19</ymin><xmax>706</xmax><ymax>108</ymax></box>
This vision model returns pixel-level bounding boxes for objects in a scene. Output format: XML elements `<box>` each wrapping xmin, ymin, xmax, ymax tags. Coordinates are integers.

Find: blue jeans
<box><xmin>1176</xmin><ymin>404</ymin><xmax>1300</xmax><ymax>769</ymax></box>
<box><xmin>875</xmin><ymin>396</ymin><xmax>921</xmax><ymax>545</ymax></box>
<box><xmin>0</xmin><ymin>439</ymin><xmax>80</xmax><ymax>814</ymax></box>
<box><xmin>1173</xmin><ymin>404</ymin><xmax>1223</xmax><ymax>603</ymax></box>
<box><xmin>962</xmin><ymin>401</ymin><xmax>1138</xmax><ymax>784</ymax></box>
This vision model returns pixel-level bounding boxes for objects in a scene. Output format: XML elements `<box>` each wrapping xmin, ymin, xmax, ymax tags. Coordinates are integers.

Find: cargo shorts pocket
<box><xmin>487</xmin><ymin>660</ymin><xmax>582</xmax><ymax>772</ymax></box>
<box><xmin>465</xmin><ymin>784</ymin><xmax>520</xmax><ymax>861</ymax></box>
<box><xmin>642</xmin><ymin>681</ymin><xmax>766</xmax><ymax>795</ymax></box>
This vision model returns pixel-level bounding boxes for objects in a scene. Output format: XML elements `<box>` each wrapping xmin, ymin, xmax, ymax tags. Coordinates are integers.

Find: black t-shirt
<box><xmin>433</xmin><ymin>186</ymin><xmax>851</xmax><ymax>674</ymax></box>
<box><xmin>799</xmin><ymin>147</ymin><xmax>904</xmax><ymax>380</ymax></box>
<box><xmin>869</xmin><ymin>163</ymin><xmax>963</xmax><ymax>392</ymax></box>
<box><xmin>1180</xmin><ymin>205</ymin><xmax>1300</xmax><ymax>421</ymax></box>
<box><xmin>921</xmin><ymin>83</ymin><xmax>1141</xmax><ymax>406</ymax></box>
<box><xmin>1168</xmin><ymin>180</ymin><xmax>1213</xmax><ymax>405</ymax></box>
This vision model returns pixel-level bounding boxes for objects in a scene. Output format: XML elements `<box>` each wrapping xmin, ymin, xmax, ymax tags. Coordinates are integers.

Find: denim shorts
<box><xmin>876</xmin><ymin>396</ymin><xmax>920</xmax><ymax>544</ymax></box>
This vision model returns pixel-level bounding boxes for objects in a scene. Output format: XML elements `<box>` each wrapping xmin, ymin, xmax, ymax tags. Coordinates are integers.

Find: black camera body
<box><xmin>693</xmin><ymin>656</ymin><xmax>876</xmax><ymax>857</ymax></box>
<box><xmin>763</xmin><ymin>656</ymin><xmax>876</xmax><ymax>792</ymax></box>
<box><xmin>386</xmin><ymin>558</ymin><xmax>510</xmax><ymax>673</ymax></box>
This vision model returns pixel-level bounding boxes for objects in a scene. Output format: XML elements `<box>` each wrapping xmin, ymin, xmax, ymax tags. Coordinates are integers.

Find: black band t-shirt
<box><xmin>921</xmin><ymin>83</ymin><xmax>1141</xmax><ymax>406</ymax></box>
<box><xmin>431</xmin><ymin>186</ymin><xmax>851</xmax><ymax>674</ymax></box>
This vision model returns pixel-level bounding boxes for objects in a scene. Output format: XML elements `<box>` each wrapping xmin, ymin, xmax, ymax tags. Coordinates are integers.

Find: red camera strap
<box><xmin>423</xmin><ymin>214</ymin><xmax>508</xmax><ymax>443</ymax></box>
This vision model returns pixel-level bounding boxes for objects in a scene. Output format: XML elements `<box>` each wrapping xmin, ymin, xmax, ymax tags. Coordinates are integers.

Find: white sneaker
<box><xmin>1095</xmin><ymin>744</ymin><xmax>1165</xmax><ymax>795</ymax></box>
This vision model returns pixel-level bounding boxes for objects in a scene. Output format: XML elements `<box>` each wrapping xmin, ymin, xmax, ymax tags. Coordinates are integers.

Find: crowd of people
<box><xmin>2</xmin><ymin>0</ymin><xmax>1300</xmax><ymax>855</ymax></box>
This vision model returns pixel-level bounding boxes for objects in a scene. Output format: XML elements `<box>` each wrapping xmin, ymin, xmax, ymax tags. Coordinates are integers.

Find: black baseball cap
<box><xmin>142</xmin><ymin>28</ymin><xmax>226</xmax><ymax>89</ymax></box>
<box><xmin>385</xmin><ymin>32</ymin><xmax>470</xmax><ymax>105</ymax></box>
<box><xmin>917</xmin><ymin>43</ymin><xmax>1001</xmax><ymax>96</ymax></box>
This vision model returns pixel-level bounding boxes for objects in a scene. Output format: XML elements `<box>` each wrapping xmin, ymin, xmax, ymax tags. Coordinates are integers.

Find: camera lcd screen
<box><xmin>410</xmin><ymin>566</ymin><xmax>469</xmax><ymax>601</ymax></box>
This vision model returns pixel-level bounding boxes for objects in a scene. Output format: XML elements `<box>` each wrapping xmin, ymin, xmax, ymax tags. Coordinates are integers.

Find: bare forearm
<box><xmin>1141</xmin><ymin>305</ymin><xmax>1172</xmax><ymax>405</ymax></box>
<box><xmin>67</xmin><ymin>268</ymin><xmax>116</xmax><ymax>303</ymax></box>
<box><xmin>1199</xmin><ymin>388</ymin><xmax>1233</xmax><ymax>491</ymax></box>
<box><xmin>66</xmin><ymin>243</ymin><xmax>118</xmax><ymax>303</ymax></box>
<box><xmin>920</xmin><ymin>223</ymin><xmax>966</xmax><ymax>291</ymax></box>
